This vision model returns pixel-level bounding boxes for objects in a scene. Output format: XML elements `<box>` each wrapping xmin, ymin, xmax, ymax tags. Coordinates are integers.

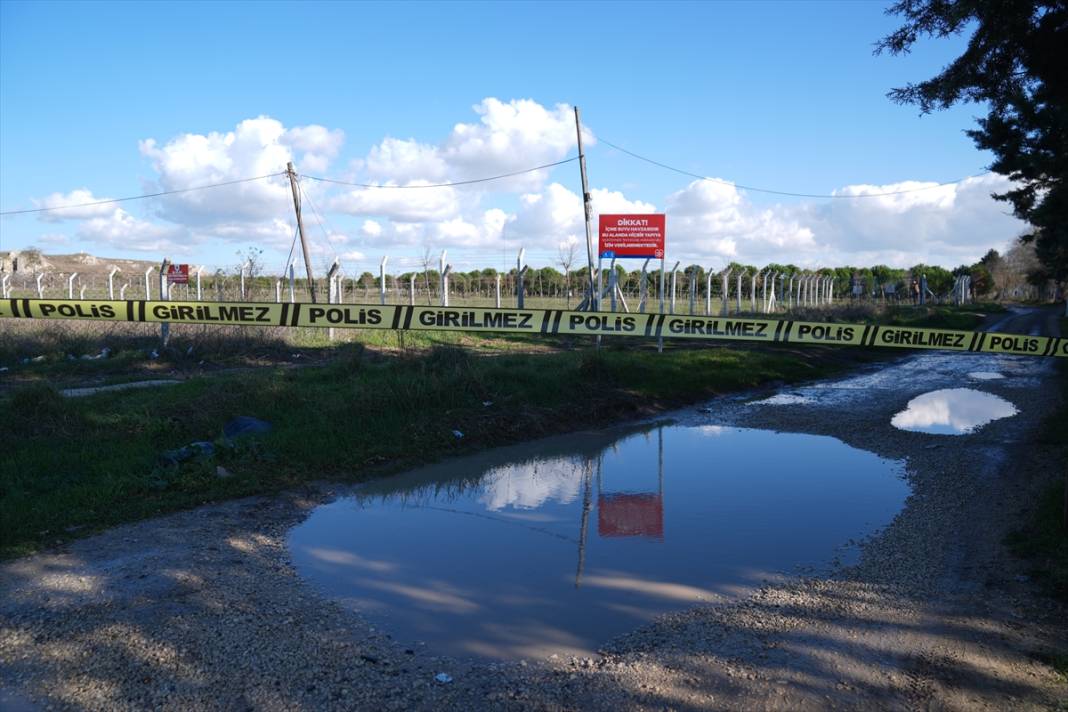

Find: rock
<box><xmin>160</xmin><ymin>441</ymin><xmax>215</xmax><ymax>465</ymax></box>
<box><xmin>434</xmin><ymin>673</ymin><xmax>453</xmax><ymax>684</ymax></box>
<box><xmin>224</xmin><ymin>416</ymin><xmax>272</xmax><ymax>438</ymax></box>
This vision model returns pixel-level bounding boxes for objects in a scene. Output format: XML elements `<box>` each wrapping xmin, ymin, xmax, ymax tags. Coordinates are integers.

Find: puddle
<box><xmin>967</xmin><ymin>371</ymin><xmax>1005</xmax><ymax>381</ymax></box>
<box><xmin>747</xmin><ymin>393</ymin><xmax>813</xmax><ymax>406</ymax></box>
<box><xmin>891</xmin><ymin>388</ymin><xmax>1018</xmax><ymax>435</ymax></box>
<box><xmin>288</xmin><ymin>423</ymin><xmax>907</xmax><ymax>660</ymax></box>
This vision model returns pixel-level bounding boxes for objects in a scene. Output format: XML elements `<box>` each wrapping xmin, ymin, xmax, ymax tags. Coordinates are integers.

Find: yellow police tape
<box><xmin>2</xmin><ymin>298</ymin><xmax>1064</xmax><ymax>358</ymax></box>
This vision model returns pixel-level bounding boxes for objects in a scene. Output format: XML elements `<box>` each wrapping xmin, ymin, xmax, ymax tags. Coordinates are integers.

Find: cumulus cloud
<box><xmin>138</xmin><ymin>116</ymin><xmax>339</xmax><ymax>226</ymax></box>
<box><xmin>75</xmin><ymin>208</ymin><xmax>187</xmax><ymax>253</ymax></box>
<box><xmin>327</xmin><ymin>182</ymin><xmax>461</xmax><ymax>223</ymax></box>
<box><xmin>35</xmin><ymin>189</ymin><xmax>117</xmax><ymax>222</ymax></box>
<box><xmin>789</xmin><ymin>173</ymin><xmax>1025</xmax><ymax>267</ymax></box>
<box><xmin>508</xmin><ymin>182</ymin><xmax>656</xmax><ymax>248</ymax></box>
<box><xmin>356</xmin><ymin>98</ymin><xmax>586</xmax><ymax>193</ymax></box>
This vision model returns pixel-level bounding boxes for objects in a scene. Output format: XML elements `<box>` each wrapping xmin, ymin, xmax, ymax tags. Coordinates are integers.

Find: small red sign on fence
<box><xmin>598</xmin><ymin>214</ymin><xmax>666</xmax><ymax>259</ymax></box>
<box><xmin>166</xmin><ymin>264</ymin><xmax>190</xmax><ymax>284</ymax></box>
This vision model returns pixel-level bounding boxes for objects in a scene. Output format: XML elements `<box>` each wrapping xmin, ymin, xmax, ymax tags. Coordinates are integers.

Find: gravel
<box><xmin>3</xmin><ymin>310</ymin><xmax>1066</xmax><ymax>711</ymax></box>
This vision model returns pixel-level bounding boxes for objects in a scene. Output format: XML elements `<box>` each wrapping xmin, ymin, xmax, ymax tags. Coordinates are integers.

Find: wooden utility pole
<box><xmin>574</xmin><ymin>107</ymin><xmax>597</xmax><ymax>309</ymax></box>
<box><xmin>286</xmin><ymin>162</ymin><xmax>316</xmax><ymax>302</ymax></box>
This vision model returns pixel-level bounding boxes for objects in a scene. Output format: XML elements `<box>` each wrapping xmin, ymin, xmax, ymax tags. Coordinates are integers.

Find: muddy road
<box><xmin>2</xmin><ymin>306</ymin><xmax>1065</xmax><ymax>711</ymax></box>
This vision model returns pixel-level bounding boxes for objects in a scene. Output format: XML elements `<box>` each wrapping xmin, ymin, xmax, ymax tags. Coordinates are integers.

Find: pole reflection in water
<box><xmin>289</xmin><ymin>422</ymin><xmax>908</xmax><ymax>660</ymax></box>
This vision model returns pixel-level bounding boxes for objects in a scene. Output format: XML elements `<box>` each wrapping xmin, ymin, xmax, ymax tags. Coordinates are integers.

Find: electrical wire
<box><xmin>0</xmin><ymin>172</ymin><xmax>286</xmax><ymax>216</ymax></box>
<box><xmin>300</xmin><ymin>157</ymin><xmax>578</xmax><ymax>189</ymax></box>
<box><xmin>596</xmin><ymin>137</ymin><xmax>989</xmax><ymax>199</ymax></box>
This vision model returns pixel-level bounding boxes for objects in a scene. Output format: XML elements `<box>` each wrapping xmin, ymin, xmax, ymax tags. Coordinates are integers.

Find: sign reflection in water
<box><xmin>288</xmin><ymin>424</ymin><xmax>908</xmax><ymax>660</ymax></box>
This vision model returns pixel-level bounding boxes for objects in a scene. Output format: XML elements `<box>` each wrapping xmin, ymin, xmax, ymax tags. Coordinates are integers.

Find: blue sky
<box><xmin>0</xmin><ymin>1</ymin><xmax>1025</xmax><ymax>274</ymax></box>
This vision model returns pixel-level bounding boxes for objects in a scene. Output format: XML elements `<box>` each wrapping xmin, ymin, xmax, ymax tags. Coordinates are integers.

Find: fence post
<box><xmin>108</xmin><ymin>268</ymin><xmax>120</xmax><ymax>300</ymax></box>
<box><xmin>287</xmin><ymin>264</ymin><xmax>295</xmax><ymax>303</ymax></box>
<box><xmin>517</xmin><ymin>248</ymin><xmax>527</xmax><ymax>309</ymax></box>
<box><xmin>275</xmin><ymin>279</ymin><xmax>282</xmax><ymax>303</ymax></box>
<box><xmin>1</xmin><ymin>274</ymin><xmax>9</xmax><ymax>298</ymax></box>
<box><xmin>639</xmin><ymin>258</ymin><xmax>650</xmax><ymax>313</ymax></box>
<box><xmin>120</xmin><ymin>283</ymin><xmax>128</xmax><ymax>299</ymax></box>
<box><xmin>721</xmin><ymin>269</ymin><xmax>731</xmax><ymax>316</ymax></box>
<box><xmin>36</xmin><ymin>273</ymin><xmax>46</xmax><ymax>298</ymax></box>
<box><xmin>80</xmin><ymin>284</ymin><xmax>86</xmax><ymax>299</ymax></box>
<box><xmin>688</xmin><ymin>266</ymin><xmax>696</xmax><ymax>315</ymax></box>
<box><xmin>144</xmin><ymin>267</ymin><xmax>153</xmax><ymax>300</ymax></box>
<box><xmin>736</xmin><ymin>271</ymin><xmax>743</xmax><ymax>313</ymax></box>
<box><xmin>409</xmin><ymin>274</ymin><xmax>416</xmax><ymax>305</ymax></box>
<box><xmin>379</xmin><ymin>256</ymin><xmax>389</xmax><ymax>305</ymax></box>
<box><xmin>495</xmin><ymin>274</ymin><xmax>502</xmax><ymax>308</ymax></box>
<box><xmin>442</xmin><ymin>264</ymin><xmax>452</xmax><ymax>307</ymax></box>
<box><xmin>705</xmin><ymin>267</ymin><xmax>714</xmax><ymax>315</ymax></box>
<box><xmin>158</xmin><ymin>258</ymin><xmax>171</xmax><ymax>347</ymax></box>
<box><xmin>669</xmin><ymin>261</ymin><xmax>680</xmax><ymax>314</ymax></box>
<box><xmin>67</xmin><ymin>272</ymin><xmax>77</xmax><ymax>299</ymax></box>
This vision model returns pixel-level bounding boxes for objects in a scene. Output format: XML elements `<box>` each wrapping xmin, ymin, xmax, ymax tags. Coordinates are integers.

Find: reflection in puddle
<box><xmin>289</xmin><ymin>424</ymin><xmax>907</xmax><ymax>660</ymax></box>
<box><xmin>748</xmin><ymin>393</ymin><xmax>813</xmax><ymax>406</ymax></box>
<box><xmin>968</xmin><ymin>371</ymin><xmax>1005</xmax><ymax>381</ymax></box>
<box><xmin>891</xmin><ymin>388</ymin><xmax>1017</xmax><ymax>435</ymax></box>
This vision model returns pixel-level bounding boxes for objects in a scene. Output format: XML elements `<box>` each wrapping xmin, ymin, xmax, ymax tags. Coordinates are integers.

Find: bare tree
<box><xmin>558</xmin><ymin>240</ymin><xmax>577</xmax><ymax>308</ymax></box>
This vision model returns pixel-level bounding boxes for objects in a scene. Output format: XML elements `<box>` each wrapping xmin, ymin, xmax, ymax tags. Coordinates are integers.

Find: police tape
<box><xmin>1</xmin><ymin>298</ymin><xmax>1064</xmax><ymax>358</ymax></box>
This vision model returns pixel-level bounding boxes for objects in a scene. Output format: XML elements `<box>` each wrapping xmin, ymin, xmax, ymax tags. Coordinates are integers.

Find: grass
<box><xmin>1005</xmin><ymin>317</ymin><xmax>1068</xmax><ymax>602</ymax></box>
<box><xmin>0</xmin><ymin>304</ymin><xmax>999</xmax><ymax>559</ymax></box>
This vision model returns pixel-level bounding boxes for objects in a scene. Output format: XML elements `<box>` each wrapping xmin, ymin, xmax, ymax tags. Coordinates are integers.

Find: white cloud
<box><xmin>35</xmin><ymin>189</ymin><xmax>116</xmax><ymax>222</ymax></box>
<box><xmin>509</xmin><ymin>182</ymin><xmax>655</xmax><ymax>248</ymax></box>
<box><xmin>327</xmin><ymin>182</ymin><xmax>461</xmax><ymax>223</ymax></box>
<box><xmin>361</xmin><ymin>219</ymin><xmax>383</xmax><ymax>237</ymax></box>
<box><xmin>75</xmin><ymin>208</ymin><xmax>186</xmax><ymax>253</ymax></box>
<box><xmin>789</xmin><ymin>173</ymin><xmax>1026</xmax><ymax>267</ymax></box>
<box><xmin>358</xmin><ymin>98</ymin><xmax>586</xmax><ymax>192</ymax></box>
<box><xmin>136</xmin><ymin>116</ymin><xmax>343</xmax><ymax>232</ymax></box>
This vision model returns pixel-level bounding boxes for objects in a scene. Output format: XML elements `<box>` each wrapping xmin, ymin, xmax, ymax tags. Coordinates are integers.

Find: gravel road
<box><xmin>2</xmin><ymin>306</ymin><xmax>1066</xmax><ymax>711</ymax></box>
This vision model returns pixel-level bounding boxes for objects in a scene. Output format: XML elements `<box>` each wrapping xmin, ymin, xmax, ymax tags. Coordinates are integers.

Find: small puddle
<box><xmin>289</xmin><ymin>423</ymin><xmax>907</xmax><ymax>660</ymax></box>
<box><xmin>967</xmin><ymin>371</ymin><xmax>1005</xmax><ymax>381</ymax></box>
<box><xmin>891</xmin><ymin>388</ymin><xmax>1018</xmax><ymax>435</ymax></box>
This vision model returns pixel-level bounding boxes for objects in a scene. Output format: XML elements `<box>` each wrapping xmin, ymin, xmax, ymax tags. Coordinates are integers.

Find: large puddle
<box><xmin>289</xmin><ymin>423</ymin><xmax>908</xmax><ymax>660</ymax></box>
<box><xmin>891</xmin><ymin>388</ymin><xmax>1018</xmax><ymax>435</ymax></box>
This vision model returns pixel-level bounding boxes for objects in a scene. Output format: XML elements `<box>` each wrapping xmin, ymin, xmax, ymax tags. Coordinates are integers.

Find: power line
<box><xmin>300</xmin><ymin>157</ymin><xmax>578</xmax><ymax>189</ymax></box>
<box><xmin>596</xmin><ymin>137</ymin><xmax>989</xmax><ymax>199</ymax></box>
<box><xmin>0</xmin><ymin>173</ymin><xmax>286</xmax><ymax>217</ymax></box>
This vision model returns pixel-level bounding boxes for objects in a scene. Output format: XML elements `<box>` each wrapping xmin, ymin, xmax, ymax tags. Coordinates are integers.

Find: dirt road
<box><xmin>2</xmin><ymin>306</ymin><xmax>1065</xmax><ymax>710</ymax></box>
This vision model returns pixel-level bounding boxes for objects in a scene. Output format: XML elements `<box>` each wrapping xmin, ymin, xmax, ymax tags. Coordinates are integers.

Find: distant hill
<box><xmin>0</xmin><ymin>250</ymin><xmax>161</xmax><ymax>278</ymax></box>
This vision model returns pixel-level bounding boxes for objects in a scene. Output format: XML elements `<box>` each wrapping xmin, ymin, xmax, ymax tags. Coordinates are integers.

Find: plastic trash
<box><xmin>434</xmin><ymin>673</ymin><xmax>453</xmax><ymax>684</ymax></box>
<box><xmin>224</xmin><ymin>416</ymin><xmax>272</xmax><ymax>438</ymax></box>
<box><xmin>452</xmin><ymin>430</ymin><xmax>464</xmax><ymax>439</ymax></box>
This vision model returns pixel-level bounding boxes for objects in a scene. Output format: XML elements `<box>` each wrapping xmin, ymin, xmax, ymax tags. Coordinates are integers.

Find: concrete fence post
<box><xmin>120</xmin><ymin>283</ymin><xmax>128</xmax><ymax>299</ymax></box>
<box><xmin>670</xmin><ymin>261</ymin><xmax>680</xmax><ymax>314</ymax></box>
<box><xmin>379</xmin><ymin>256</ymin><xmax>389</xmax><ymax>305</ymax></box>
<box><xmin>36</xmin><ymin>273</ymin><xmax>46</xmax><ymax>298</ymax></box>
<box><xmin>67</xmin><ymin>272</ymin><xmax>77</xmax><ymax>299</ymax></box>
<box><xmin>495</xmin><ymin>274</ymin><xmax>502</xmax><ymax>308</ymax></box>
<box><xmin>516</xmin><ymin>248</ymin><xmax>527</xmax><ymax>309</ymax></box>
<box><xmin>108</xmin><ymin>268</ymin><xmax>120</xmax><ymax>300</ymax></box>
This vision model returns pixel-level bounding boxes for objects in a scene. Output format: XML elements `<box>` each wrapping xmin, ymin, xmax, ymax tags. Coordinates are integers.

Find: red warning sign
<box><xmin>598</xmin><ymin>214</ymin><xmax>665</xmax><ymax>259</ymax></box>
<box><xmin>166</xmin><ymin>264</ymin><xmax>190</xmax><ymax>284</ymax></box>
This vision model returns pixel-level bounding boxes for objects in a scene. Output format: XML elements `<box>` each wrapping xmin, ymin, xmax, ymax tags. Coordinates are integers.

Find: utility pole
<box><xmin>574</xmin><ymin>107</ymin><xmax>597</xmax><ymax>309</ymax></box>
<box><xmin>286</xmin><ymin>161</ymin><xmax>316</xmax><ymax>302</ymax></box>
